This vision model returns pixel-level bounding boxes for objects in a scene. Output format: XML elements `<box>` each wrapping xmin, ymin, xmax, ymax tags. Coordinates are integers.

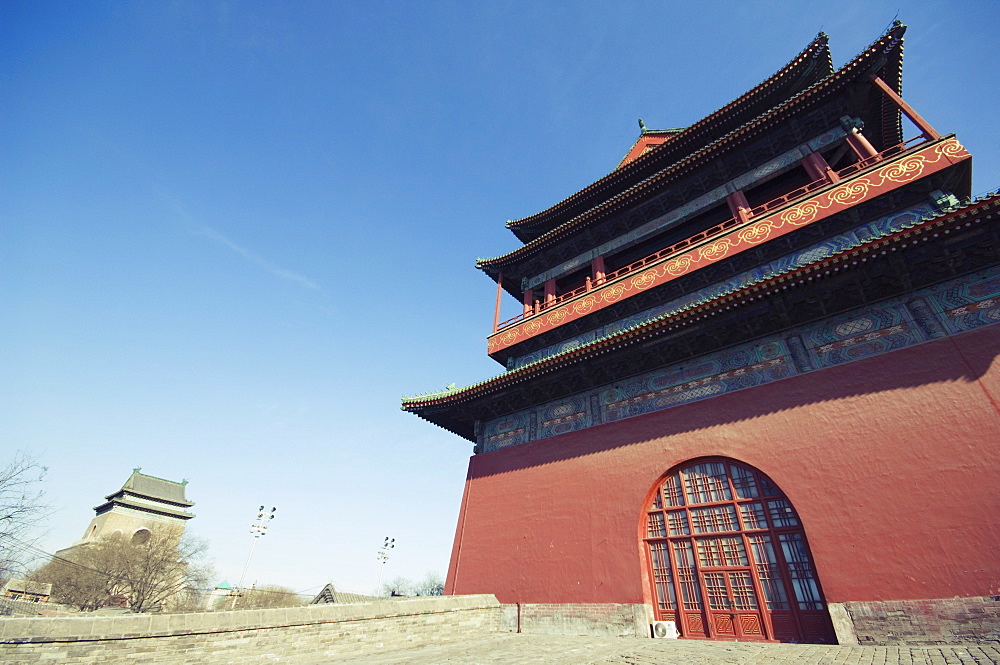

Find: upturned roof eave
<box><xmin>503</xmin><ymin>31</ymin><xmax>833</xmax><ymax>236</ymax></box>
<box><xmin>407</xmin><ymin>189</ymin><xmax>998</xmax><ymax>419</ymax></box>
<box><xmin>94</xmin><ymin>497</ymin><xmax>197</xmax><ymax>519</ymax></box>
<box><xmin>478</xmin><ymin>24</ymin><xmax>905</xmax><ymax>273</ymax></box>
<box><xmin>102</xmin><ymin>488</ymin><xmax>195</xmax><ymax>508</ymax></box>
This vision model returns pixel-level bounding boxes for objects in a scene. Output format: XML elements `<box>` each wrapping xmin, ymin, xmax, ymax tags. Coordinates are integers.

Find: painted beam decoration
<box><xmin>520</xmin><ymin>127</ymin><xmax>848</xmax><ymax>291</ymax></box>
<box><xmin>488</xmin><ymin>138</ymin><xmax>970</xmax><ymax>355</ymax></box>
<box><xmin>480</xmin><ymin>266</ymin><xmax>1000</xmax><ymax>451</ymax></box>
<box><xmin>508</xmin><ymin>201</ymin><xmax>938</xmax><ymax>370</ymax></box>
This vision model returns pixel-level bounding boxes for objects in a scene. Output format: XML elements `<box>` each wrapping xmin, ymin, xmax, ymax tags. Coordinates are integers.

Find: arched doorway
<box><xmin>642</xmin><ymin>458</ymin><xmax>835</xmax><ymax>643</ymax></box>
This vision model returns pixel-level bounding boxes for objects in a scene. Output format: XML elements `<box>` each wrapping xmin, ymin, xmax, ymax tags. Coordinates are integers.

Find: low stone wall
<box><xmin>500</xmin><ymin>603</ymin><xmax>649</xmax><ymax>637</ymax></box>
<box><xmin>0</xmin><ymin>594</ymin><xmax>500</xmax><ymax>664</ymax></box>
<box><xmin>832</xmin><ymin>596</ymin><xmax>1000</xmax><ymax>646</ymax></box>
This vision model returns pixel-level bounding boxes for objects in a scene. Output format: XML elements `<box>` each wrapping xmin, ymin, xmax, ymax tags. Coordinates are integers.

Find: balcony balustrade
<box><xmin>494</xmin><ymin>135</ymin><xmax>931</xmax><ymax>335</ymax></box>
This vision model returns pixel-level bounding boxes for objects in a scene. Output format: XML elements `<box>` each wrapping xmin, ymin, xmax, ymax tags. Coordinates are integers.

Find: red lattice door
<box><xmin>643</xmin><ymin>459</ymin><xmax>835</xmax><ymax>643</ymax></box>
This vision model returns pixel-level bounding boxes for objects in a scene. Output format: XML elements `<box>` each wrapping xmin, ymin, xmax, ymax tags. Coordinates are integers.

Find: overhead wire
<box><xmin>0</xmin><ymin>533</ymin><xmax>329</xmax><ymax>601</ymax></box>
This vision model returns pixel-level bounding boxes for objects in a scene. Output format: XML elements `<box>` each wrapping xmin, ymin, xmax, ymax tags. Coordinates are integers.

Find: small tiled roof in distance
<box><xmin>311</xmin><ymin>583</ymin><xmax>381</xmax><ymax>605</ymax></box>
<box><xmin>504</xmin><ymin>32</ymin><xmax>834</xmax><ymax>243</ymax></box>
<box><xmin>93</xmin><ymin>468</ymin><xmax>196</xmax><ymax>520</ymax></box>
<box><xmin>117</xmin><ymin>468</ymin><xmax>193</xmax><ymax>506</ymax></box>
<box><xmin>2</xmin><ymin>579</ymin><xmax>53</xmax><ymax>596</ymax></box>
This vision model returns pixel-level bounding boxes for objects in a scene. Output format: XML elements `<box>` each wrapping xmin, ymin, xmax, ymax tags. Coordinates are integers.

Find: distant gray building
<box><xmin>1</xmin><ymin>578</ymin><xmax>52</xmax><ymax>603</ymax></box>
<box><xmin>59</xmin><ymin>468</ymin><xmax>195</xmax><ymax>555</ymax></box>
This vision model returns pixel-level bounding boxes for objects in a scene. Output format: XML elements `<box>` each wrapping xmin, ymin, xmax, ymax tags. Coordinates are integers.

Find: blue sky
<box><xmin>3</xmin><ymin>1</ymin><xmax>998</xmax><ymax>597</ymax></box>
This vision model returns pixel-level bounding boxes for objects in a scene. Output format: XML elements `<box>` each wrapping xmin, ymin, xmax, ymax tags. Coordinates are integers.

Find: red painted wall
<box><xmin>446</xmin><ymin>326</ymin><xmax>1000</xmax><ymax>605</ymax></box>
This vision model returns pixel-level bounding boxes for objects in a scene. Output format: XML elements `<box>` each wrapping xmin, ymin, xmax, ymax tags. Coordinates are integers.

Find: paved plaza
<box><xmin>324</xmin><ymin>634</ymin><xmax>1000</xmax><ymax>665</ymax></box>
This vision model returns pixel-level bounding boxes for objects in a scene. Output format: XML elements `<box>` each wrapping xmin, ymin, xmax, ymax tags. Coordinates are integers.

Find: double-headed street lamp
<box><xmin>376</xmin><ymin>537</ymin><xmax>395</xmax><ymax>596</ymax></box>
<box><xmin>232</xmin><ymin>506</ymin><xmax>276</xmax><ymax>609</ymax></box>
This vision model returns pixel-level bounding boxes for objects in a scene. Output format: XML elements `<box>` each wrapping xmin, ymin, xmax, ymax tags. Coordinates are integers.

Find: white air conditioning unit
<box><xmin>651</xmin><ymin>620</ymin><xmax>678</xmax><ymax>639</ymax></box>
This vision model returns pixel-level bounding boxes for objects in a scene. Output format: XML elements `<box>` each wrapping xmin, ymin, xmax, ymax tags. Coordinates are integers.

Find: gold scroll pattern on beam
<box><xmin>488</xmin><ymin>138</ymin><xmax>968</xmax><ymax>354</ymax></box>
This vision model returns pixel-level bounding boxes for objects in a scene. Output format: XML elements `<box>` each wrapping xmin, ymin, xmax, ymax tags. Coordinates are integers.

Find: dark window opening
<box><xmin>555</xmin><ymin>266</ymin><xmax>593</xmax><ymax>299</ymax></box>
<box><xmin>743</xmin><ymin>164</ymin><xmax>814</xmax><ymax>211</ymax></box>
<box><xmin>821</xmin><ymin>141</ymin><xmax>858</xmax><ymax>171</ymax></box>
<box><xmin>604</xmin><ymin>203</ymin><xmax>732</xmax><ymax>275</ymax></box>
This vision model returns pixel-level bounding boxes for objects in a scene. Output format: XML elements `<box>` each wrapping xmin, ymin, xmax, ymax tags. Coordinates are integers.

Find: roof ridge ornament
<box><xmin>636</xmin><ymin>118</ymin><xmax>685</xmax><ymax>137</ymax></box>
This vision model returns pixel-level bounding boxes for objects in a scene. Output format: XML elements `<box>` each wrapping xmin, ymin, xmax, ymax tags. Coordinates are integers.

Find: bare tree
<box><xmin>32</xmin><ymin>526</ymin><xmax>210</xmax><ymax>612</ymax></box>
<box><xmin>228</xmin><ymin>585</ymin><xmax>306</xmax><ymax>609</ymax></box>
<box><xmin>381</xmin><ymin>572</ymin><xmax>445</xmax><ymax>598</ymax></box>
<box><xmin>0</xmin><ymin>452</ymin><xmax>47</xmax><ymax>580</ymax></box>
<box><xmin>381</xmin><ymin>575</ymin><xmax>413</xmax><ymax>597</ymax></box>
<box><xmin>29</xmin><ymin>553</ymin><xmax>107</xmax><ymax>611</ymax></box>
<box><xmin>173</xmin><ymin>550</ymin><xmax>216</xmax><ymax>611</ymax></box>
<box><xmin>413</xmin><ymin>571</ymin><xmax>445</xmax><ymax>597</ymax></box>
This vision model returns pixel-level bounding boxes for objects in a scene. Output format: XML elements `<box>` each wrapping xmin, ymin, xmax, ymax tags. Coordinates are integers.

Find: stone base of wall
<box><xmin>499</xmin><ymin>598</ymin><xmax>1000</xmax><ymax>645</ymax></box>
<box><xmin>500</xmin><ymin>603</ymin><xmax>649</xmax><ymax>637</ymax></box>
<box><xmin>831</xmin><ymin>596</ymin><xmax>1000</xmax><ymax>646</ymax></box>
<box><xmin>0</xmin><ymin>595</ymin><xmax>500</xmax><ymax>664</ymax></box>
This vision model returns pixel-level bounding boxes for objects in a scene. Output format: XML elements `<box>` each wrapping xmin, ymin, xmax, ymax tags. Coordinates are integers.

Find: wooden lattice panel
<box><xmin>643</xmin><ymin>458</ymin><xmax>836</xmax><ymax>643</ymax></box>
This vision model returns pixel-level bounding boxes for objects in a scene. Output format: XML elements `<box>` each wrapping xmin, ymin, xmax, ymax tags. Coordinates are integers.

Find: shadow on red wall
<box><xmin>449</xmin><ymin>327</ymin><xmax>1000</xmax><ymax>606</ymax></box>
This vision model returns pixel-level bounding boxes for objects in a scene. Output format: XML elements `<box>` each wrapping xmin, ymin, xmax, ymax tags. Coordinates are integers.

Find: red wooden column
<box><xmin>845</xmin><ymin>129</ymin><xmax>879</xmax><ymax>159</ymax></box>
<box><xmin>544</xmin><ymin>278</ymin><xmax>556</xmax><ymax>308</ymax></box>
<box><xmin>801</xmin><ymin>151</ymin><xmax>840</xmax><ymax>183</ymax></box>
<box><xmin>591</xmin><ymin>256</ymin><xmax>606</xmax><ymax>286</ymax></box>
<box><xmin>870</xmin><ymin>75</ymin><xmax>941</xmax><ymax>140</ymax></box>
<box><xmin>726</xmin><ymin>191</ymin><xmax>752</xmax><ymax>222</ymax></box>
<box><xmin>522</xmin><ymin>288</ymin><xmax>533</xmax><ymax>316</ymax></box>
<box><xmin>492</xmin><ymin>272</ymin><xmax>504</xmax><ymax>333</ymax></box>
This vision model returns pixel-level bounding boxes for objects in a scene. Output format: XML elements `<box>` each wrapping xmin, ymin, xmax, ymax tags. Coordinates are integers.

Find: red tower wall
<box><xmin>445</xmin><ymin>326</ymin><xmax>1000</xmax><ymax>606</ymax></box>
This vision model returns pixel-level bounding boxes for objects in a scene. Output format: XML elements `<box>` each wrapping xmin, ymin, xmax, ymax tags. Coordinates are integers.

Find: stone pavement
<box><xmin>321</xmin><ymin>634</ymin><xmax>1000</xmax><ymax>665</ymax></box>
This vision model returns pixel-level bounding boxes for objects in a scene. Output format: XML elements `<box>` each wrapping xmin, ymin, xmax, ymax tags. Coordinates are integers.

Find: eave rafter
<box><xmin>478</xmin><ymin>22</ymin><xmax>906</xmax><ymax>275</ymax></box>
<box><xmin>504</xmin><ymin>32</ymin><xmax>835</xmax><ymax>240</ymax></box>
<box><xmin>403</xmin><ymin>191</ymin><xmax>1000</xmax><ymax>440</ymax></box>
<box><xmin>487</xmin><ymin>136</ymin><xmax>968</xmax><ymax>357</ymax></box>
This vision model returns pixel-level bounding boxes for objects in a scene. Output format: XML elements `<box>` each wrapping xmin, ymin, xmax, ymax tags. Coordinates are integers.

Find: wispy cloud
<box><xmin>196</xmin><ymin>226</ymin><xmax>320</xmax><ymax>290</ymax></box>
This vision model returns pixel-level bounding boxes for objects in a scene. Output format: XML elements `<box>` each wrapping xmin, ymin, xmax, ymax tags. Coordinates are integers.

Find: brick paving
<box><xmin>322</xmin><ymin>634</ymin><xmax>1000</xmax><ymax>665</ymax></box>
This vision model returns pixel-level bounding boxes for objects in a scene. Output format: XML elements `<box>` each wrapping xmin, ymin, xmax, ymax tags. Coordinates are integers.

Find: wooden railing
<box><xmin>494</xmin><ymin>136</ymin><xmax>928</xmax><ymax>333</ymax></box>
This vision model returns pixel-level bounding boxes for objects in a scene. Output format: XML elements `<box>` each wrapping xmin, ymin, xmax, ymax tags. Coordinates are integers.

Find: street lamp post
<box><xmin>376</xmin><ymin>537</ymin><xmax>395</xmax><ymax>596</ymax></box>
<box><xmin>232</xmin><ymin>505</ymin><xmax>276</xmax><ymax>609</ymax></box>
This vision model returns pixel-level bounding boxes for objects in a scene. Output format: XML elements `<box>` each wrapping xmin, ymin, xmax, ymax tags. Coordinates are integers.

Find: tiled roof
<box><xmin>503</xmin><ymin>31</ymin><xmax>834</xmax><ymax>240</ymax></box>
<box><xmin>311</xmin><ymin>584</ymin><xmax>381</xmax><ymax>605</ymax></box>
<box><xmin>2</xmin><ymin>579</ymin><xmax>52</xmax><ymax>596</ymax></box>
<box><xmin>101</xmin><ymin>496</ymin><xmax>196</xmax><ymax>519</ymax></box>
<box><xmin>479</xmin><ymin>23</ymin><xmax>905</xmax><ymax>270</ymax></box>
<box><xmin>93</xmin><ymin>468</ymin><xmax>196</xmax><ymax>519</ymax></box>
<box><xmin>117</xmin><ymin>468</ymin><xmax>193</xmax><ymax>507</ymax></box>
<box><xmin>404</xmin><ymin>190</ymin><xmax>999</xmax><ymax>437</ymax></box>
<box><xmin>616</xmin><ymin>124</ymin><xmax>686</xmax><ymax>169</ymax></box>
